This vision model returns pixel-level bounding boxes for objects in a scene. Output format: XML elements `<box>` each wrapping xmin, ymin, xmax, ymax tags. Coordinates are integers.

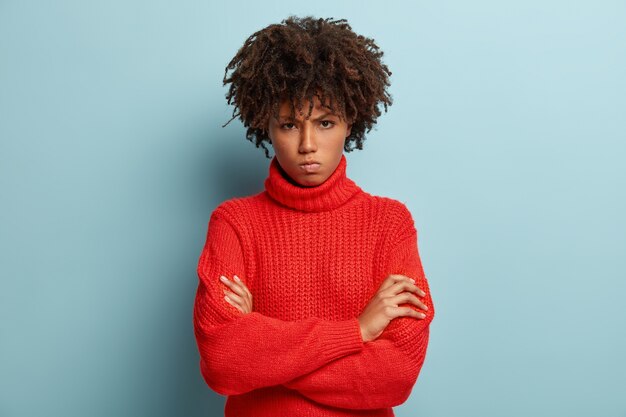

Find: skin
<box><xmin>265</xmin><ymin>94</ymin><xmax>352</xmax><ymax>187</ymax></box>
<box><xmin>220</xmin><ymin>273</ymin><xmax>428</xmax><ymax>342</ymax></box>
<box><xmin>218</xmin><ymin>94</ymin><xmax>430</xmax><ymax>342</ymax></box>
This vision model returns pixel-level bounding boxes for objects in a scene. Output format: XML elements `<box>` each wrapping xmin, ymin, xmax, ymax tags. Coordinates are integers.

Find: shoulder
<box><xmin>209</xmin><ymin>192</ymin><xmax>265</xmax><ymax>230</ymax></box>
<box><xmin>366</xmin><ymin>194</ymin><xmax>417</xmax><ymax>243</ymax></box>
<box><xmin>360</xmin><ymin>191</ymin><xmax>415</xmax><ymax>227</ymax></box>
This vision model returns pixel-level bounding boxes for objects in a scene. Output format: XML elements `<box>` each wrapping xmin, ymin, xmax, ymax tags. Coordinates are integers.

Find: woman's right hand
<box><xmin>357</xmin><ymin>274</ymin><xmax>428</xmax><ymax>343</ymax></box>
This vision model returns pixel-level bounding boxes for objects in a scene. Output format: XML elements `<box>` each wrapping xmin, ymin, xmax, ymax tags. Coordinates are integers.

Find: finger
<box><xmin>380</xmin><ymin>274</ymin><xmax>414</xmax><ymax>291</ymax></box>
<box><xmin>390</xmin><ymin>291</ymin><xmax>429</xmax><ymax>311</ymax></box>
<box><xmin>219</xmin><ymin>275</ymin><xmax>235</xmax><ymax>289</ymax></box>
<box><xmin>383</xmin><ymin>279</ymin><xmax>417</xmax><ymax>297</ymax></box>
<box><xmin>233</xmin><ymin>275</ymin><xmax>252</xmax><ymax>300</ymax></box>
<box><xmin>401</xmin><ymin>277</ymin><xmax>426</xmax><ymax>296</ymax></box>
<box><xmin>221</xmin><ymin>275</ymin><xmax>248</xmax><ymax>299</ymax></box>
<box><xmin>234</xmin><ymin>275</ymin><xmax>253</xmax><ymax>300</ymax></box>
<box><xmin>232</xmin><ymin>275</ymin><xmax>252</xmax><ymax>312</ymax></box>
<box><xmin>224</xmin><ymin>293</ymin><xmax>244</xmax><ymax>313</ymax></box>
<box><xmin>233</xmin><ymin>275</ymin><xmax>253</xmax><ymax>312</ymax></box>
<box><xmin>223</xmin><ymin>289</ymin><xmax>246</xmax><ymax>309</ymax></box>
<box><xmin>415</xmin><ymin>284</ymin><xmax>427</xmax><ymax>297</ymax></box>
<box><xmin>398</xmin><ymin>306</ymin><xmax>427</xmax><ymax>319</ymax></box>
<box><xmin>402</xmin><ymin>280</ymin><xmax>426</xmax><ymax>297</ymax></box>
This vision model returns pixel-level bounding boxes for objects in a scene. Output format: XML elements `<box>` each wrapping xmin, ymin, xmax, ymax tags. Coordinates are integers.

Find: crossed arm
<box><xmin>193</xmin><ymin>210</ymin><xmax>366</xmax><ymax>396</ymax></box>
<box><xmin>280</xmin><ymin>229</ymin><xmax>435</xmax><ymax>409</ymax></box>
<box><xmin>193</xmin><ymin>205</ymin><xmax>435</xmax><ymax>409</ymax></box>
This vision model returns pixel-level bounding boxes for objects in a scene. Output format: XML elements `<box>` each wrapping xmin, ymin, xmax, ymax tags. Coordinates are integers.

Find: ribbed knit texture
<box><xmin>193</xmin><ymin>153</ymin><xmax>435</xmax><ymax>417</ymax></box>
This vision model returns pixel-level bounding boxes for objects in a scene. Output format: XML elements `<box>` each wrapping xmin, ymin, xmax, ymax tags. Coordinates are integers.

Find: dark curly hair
<box><xmin>221</xmin><ymin>15</ymin><xmax>393</xmax><ymax>159</ymax></box>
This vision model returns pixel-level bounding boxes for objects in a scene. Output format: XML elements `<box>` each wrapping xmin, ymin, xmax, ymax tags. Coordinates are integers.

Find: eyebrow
<box><xmin>278</xmin><ymin>112</ymin><xmax>336</xmax><ymax>121</ymax></box>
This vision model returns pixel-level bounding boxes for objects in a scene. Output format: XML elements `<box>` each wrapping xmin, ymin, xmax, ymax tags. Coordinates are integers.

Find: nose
<box><xmin>298</xmin><ymin>122</ymin><xmax>317</xmax><ymax>153</ymax></box>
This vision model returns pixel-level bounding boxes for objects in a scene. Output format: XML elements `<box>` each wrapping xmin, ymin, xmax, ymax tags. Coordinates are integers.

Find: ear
<box><xmin>346</xmin><ymin>124</ymin><xmax>352</xmax><ymax>137</ymax></box>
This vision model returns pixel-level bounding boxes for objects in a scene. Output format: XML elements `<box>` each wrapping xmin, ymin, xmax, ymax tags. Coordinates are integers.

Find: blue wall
<box><xmin>1</xmin><ymin>1</ymin><xmax>625</xmax><ymax>416</ymax></box>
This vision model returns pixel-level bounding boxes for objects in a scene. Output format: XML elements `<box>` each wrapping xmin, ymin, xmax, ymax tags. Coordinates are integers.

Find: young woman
<box><xmin>193</xmin><ymin>15</ymin><xmax>435</xmax><ymax>417</ymax></box>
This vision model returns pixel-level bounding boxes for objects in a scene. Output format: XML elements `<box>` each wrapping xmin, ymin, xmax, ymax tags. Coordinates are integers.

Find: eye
<box><xmin>320</xmin><ymin>120</ymin><xmax>335</xmax><ymax>128</ymax></box>
<box><xmin>280</xmin><ymin>123</ymin><xmax>295</xmax><ymax>130</ymax></box>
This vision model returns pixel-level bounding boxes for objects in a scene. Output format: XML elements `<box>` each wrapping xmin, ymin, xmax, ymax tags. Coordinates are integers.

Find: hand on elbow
<box><xmin>220</xmin><ymin>274</ymin><xmax>253</xmax><ymax>314</ymax></box>
<box><xmin>357</xmin><ymin>273</ymin><xmax>429</xmax><ymax>342</ymax></box>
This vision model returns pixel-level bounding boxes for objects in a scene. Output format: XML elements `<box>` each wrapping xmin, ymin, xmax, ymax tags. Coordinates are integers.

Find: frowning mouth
<box><xmin>299</xmin><ymin>162</ymin><xmax>321</xmax><ymax>173</ymax></box>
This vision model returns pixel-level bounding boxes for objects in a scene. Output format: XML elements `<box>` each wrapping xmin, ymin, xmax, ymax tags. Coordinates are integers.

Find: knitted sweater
<box><xmin>193</xmin><ymin>154</ymin><xmax>435</xmax><ymax>417</ymax></box>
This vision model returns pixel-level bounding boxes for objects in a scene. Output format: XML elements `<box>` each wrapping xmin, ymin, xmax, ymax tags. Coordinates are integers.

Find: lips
<box><xmin>299</xmin><ymin>161</ymin><xmax>321</xmax><ymax>173</ymax></box>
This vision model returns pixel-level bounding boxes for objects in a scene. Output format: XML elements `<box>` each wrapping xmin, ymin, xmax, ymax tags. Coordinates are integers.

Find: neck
<box><xmin>264</xmin><ymin>154</ymin><xmax>363</xmax><ymax>212</ymax></box>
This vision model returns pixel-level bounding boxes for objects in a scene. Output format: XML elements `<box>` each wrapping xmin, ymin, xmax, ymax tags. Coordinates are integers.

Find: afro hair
<box><xmin>222</xmin><ymin>15</ymin><xmax>393</xmax><ymax>158</ymax></box>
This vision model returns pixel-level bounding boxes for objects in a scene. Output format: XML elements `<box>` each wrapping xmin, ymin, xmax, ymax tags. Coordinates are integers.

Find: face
<box><xmin>266</xmin><ymin>95</ymin><xmax>352</xmax><ymax>187</ymax></box>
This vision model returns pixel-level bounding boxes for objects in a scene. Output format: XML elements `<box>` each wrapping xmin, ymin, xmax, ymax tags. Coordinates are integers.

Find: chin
<box><xmin>296</xmin><ymin>174</ymin><xmax>324</xmax><ymax>187</ymax></box>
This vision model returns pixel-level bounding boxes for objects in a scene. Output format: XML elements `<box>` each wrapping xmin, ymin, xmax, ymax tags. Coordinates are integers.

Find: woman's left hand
<box><xmin>219</xmin><ymin>275</ymin><xmax>253</xmax><ymax>314</ymax></box>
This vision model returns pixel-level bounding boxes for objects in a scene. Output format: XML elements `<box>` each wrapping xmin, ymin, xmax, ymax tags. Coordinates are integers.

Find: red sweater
<box><xmin>193</xmin><ymin>154</ymin><xmax>435</xmax><ymax>416</ymax></box>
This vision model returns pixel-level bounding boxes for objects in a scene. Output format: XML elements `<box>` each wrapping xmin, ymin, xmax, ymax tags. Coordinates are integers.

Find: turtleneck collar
<box><xmin>264</xmin><ymin>154</ymin><xmax>363</xmax><ymax>212</ymax></box>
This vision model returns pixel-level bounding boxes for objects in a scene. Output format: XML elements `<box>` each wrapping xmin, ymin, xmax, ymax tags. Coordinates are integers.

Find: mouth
<box><xmin>299</xmin><ymin>161</ymin><xmax>321</xmax><ymax>173</ymax></box>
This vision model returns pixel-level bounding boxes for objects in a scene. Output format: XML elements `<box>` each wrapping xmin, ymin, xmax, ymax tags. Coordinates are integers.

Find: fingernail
<box><xmin>234</xmin><ymin>275</ymin><xmax>241</xmax><ymax>282</ymax></box>
<box><xmin>220</xmin><ymin>276</ymin><xmax>228</xmax><ymax>282</ymax></box>
<box><xmin>410</xmin><ymin>278</ymin><xmax>415</xmax><ymax>283</ymax></box>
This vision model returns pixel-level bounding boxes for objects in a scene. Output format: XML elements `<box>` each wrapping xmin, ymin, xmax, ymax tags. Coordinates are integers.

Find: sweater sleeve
<box><xmin>192</xmin><ymin>208</ymin><xmax>365</xmax><ymax>396</ymax></box>
<box><xmin>282</xmin><ymin>204</ymin><xmax>435</xmax><ymax>410</ymax></box>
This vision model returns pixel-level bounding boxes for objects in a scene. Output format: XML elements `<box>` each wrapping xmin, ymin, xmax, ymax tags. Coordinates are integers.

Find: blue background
<box><xmin>1</xmin><ymin>1</ymin><xmax>625</xmax><ymax>416</ymax></box>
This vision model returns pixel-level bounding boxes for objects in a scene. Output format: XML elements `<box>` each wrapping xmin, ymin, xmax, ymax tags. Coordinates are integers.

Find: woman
<box><xmin>193</xmin><ymin>15</ymin><xmax>435</xmax><ymax>417</ymax></box>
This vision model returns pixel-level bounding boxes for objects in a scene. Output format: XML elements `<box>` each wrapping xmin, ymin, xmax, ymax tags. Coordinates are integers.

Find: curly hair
<box><xmin>221</xmin><ymin>15</ymin><xmax>393</xmax><ymax>159</ymax></box>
